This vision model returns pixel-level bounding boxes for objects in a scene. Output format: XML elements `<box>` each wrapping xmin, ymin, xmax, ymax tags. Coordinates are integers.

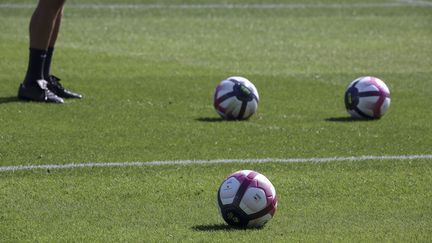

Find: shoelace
<box><xmin>49</xmin><ymin>75</ymin><xmax>64</xmax><ymax>90</ymax></box>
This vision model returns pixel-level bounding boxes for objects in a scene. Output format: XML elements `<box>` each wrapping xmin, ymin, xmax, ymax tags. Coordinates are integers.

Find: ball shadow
<box><xmin>195</xmin><ymin>117</ymin><xmax>225</xmax><ymax>122</ymax></box>
<box><xmin>325</xmin><ymin>116</ymin><xmax>375</xmax><ymax>122</ymax></box>
<box><xmin>192</xmin><ymin>223</ymin><xmax>262</xmax><ymax>232</ymax></box>
<box><xmin>195</xmin><ymin>117</ymin><xmax>251</xmax><ymax>122</ymax></box>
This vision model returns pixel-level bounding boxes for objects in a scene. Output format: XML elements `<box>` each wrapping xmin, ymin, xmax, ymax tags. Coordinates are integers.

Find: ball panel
<box><xmin>370</xmin><ymin>77</ymin><xmax>390</xmax><ymax>94</ymax></box>
<box><xmin>234</xmin><ymin>170</ymin><xmax>255</xmax><ymax>177</ymax></box>
<box><xmin>344</xmin><ymin>85</ymin><xmax>360</xmax><ymax>111</ymax></box>
<box><xmin>219</xmin><ymin>206</ymin><xmax>250</xmax><ymax>228</ymax></box>
<box><xmin>218</xmin><ymin>97</ymin><xmax>242</xmax><ymax>118</ymax></box>
<box><xmin>245</xmin><ymin>170</ymin><xmax>259</xmax><ymax>179</ymax></box>
<box><xmin>347</xmin><ymin>109</ymin><xmax>363</xmax><ymax>119</ymax></box>
<box><xmin>357</xmin><ymin>96</ymin><xmax>380</xmax><ymax>117</ymax></box>
<box><xmin>356</xmin><ymin>80</ymin><xmax>379</xmax><ymax>93</ymax></box>
<box><xmin>214</xmin><ymin>81</ymin><xmax>235</xmax><ymax>99</ymax></box>
<box><xmin>239</xmin><ymin>187</ymin><xmax>267</xmax><ymax>215</ymax></box>
<box><xmin>254</xmin><ymin>174</ymin><xmax>276</xmax><ymax>197</ymax></box>
<box><xmin>367</xmin><ymin>77</ymin><xmax>390</xmax><ymax>118</ymax></box>
<box><xmin>380</xmin><ymin>98</ymin><xmax>391</xmax><ymax>116</ymax></box>
<box><xmin>348</xmin><ymin>107</ymin><xmax>373</xmax><ymax>119</ymax></box>
<box><xmin>225</xmin><ymin>171</ymin><xmax>257</xmax><ymax>206</ymax></box>
<box><xmin>247</xmin><ymin>213</ymin><xmax>272</xmax><ymax>228</ymax></box>
<box><xmin>215</xmin><ymin>109</ymin><xmax>226</xmax><ymax>119</ymax></box>
<box><xmin>242</xmin><ymin>100</ymin><xmax>258</xmax><ymax>120</ymax></box>
<box><xmin>219</xmin><ymin>177</ymin><xmax>241</xmax><ymax>205</ymax></box>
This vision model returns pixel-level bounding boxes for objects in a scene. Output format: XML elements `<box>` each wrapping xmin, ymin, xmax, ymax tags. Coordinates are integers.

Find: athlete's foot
<box><xmin>18</xmin><ymin>79</ymin><xmax>64</xmax><ymax>103</ymax></box>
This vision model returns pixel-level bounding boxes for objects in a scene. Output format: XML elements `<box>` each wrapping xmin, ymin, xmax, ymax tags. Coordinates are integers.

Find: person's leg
<box><xmin>43</xmin><ymin>7</ymin><xmax>63</xmax><ymax>79</ymax></box>
<box><xmin>19</xmin><ymin>0</ymin><xmax>66</xmax><ymax>103</ymax></box>
<box><xmin>29</xmin><ymin>0</ymin><xmax>65</xmax><ymax>50</ymax></box>
<box><xmin>44</xmin><ymin>7</ymin><xmax>83</xmax><ymax>99</ymax></box>
<box><xmin>49</xmin><ymin>6</ymin><xmax>63</xmax><ymax>48</ymax></box>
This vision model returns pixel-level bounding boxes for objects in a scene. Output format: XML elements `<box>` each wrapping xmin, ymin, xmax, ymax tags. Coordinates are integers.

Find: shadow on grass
<box><xmin>195</xmin><ymin>117</ymin><xmax>225</xmax><ymax>122</ymax></box>
<box><xmin>192</xmin><ymin>224</ymin><xmax>262</xmax><ymax>232</ymax></box>
<box><xmin>0</xmin><ymin>96</ymin><xmax>22</xmax><ymax>104</ymax></box>
<box><xmin>325</xmin><ymin>116</ymin><xmax>375</xmax><ymax>122</ymax></box>
<box><xmin>196</xmin><ymin>117</ymin><xmax>252</xmax><ymax>122</ymax></box>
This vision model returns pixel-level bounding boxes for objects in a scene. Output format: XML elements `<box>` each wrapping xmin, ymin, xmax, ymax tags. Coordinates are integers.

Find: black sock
<box><xmin>24</xmin><ymin>48</ymin><xmax>47</xmax><ymax>84</ymax></box>
<box><xmin>43</xmin><ymin>47</ymin><xmax>54</xmax><ymax>80</ymax></box>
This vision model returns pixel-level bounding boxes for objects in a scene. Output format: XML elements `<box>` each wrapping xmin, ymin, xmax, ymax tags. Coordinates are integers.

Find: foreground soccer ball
<box><xmin>345</xmin><ymin>76</ymin><xmax>391</xmax><ymax>119</ymax></box>
<box><xmin>217</xmin><ymin>170</ymin><xmax>277</xmax><ymax>228</ymax></box>
<box><xmin>213</xmin><ymin>76</ymin><xmax>259</xmax><ymax>120</ymax></box>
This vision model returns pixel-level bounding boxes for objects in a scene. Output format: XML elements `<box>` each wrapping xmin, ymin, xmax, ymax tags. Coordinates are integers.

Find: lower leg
<box><xmin>24</xmin><ymin>0</ymin><xmax>65</xmax><ymax>83</ymax></box>
<box><xmin>29</xmin><ymin>0</ymin><xmax>65</xmax><ymax>50</ymax></box>
<box><xmin>44</xmin><ymin>8</ymin><xmax>64</xmax><ymax>79</ymax></box>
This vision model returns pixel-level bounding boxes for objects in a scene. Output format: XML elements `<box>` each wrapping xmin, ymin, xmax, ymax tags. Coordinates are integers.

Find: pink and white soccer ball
<box><xmin>213</xmin><ymin>76</ymin><xmax>259</xmax><ymax>120</ymax></box>
<box><xmin>217</xmin><ymin>170</ymin><xmax>277</xmax><ymax>228</ymax></box>
<box><xmin>344</xmin><ymin>76</ymin><xmax>391</xmax><ymax>119</ymax></box>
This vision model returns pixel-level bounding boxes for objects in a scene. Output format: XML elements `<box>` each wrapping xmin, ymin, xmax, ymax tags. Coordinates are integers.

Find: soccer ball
<box><xmin>213</xmin><ymin>76</ymin><xmax>259</xmax><ymax>120</ymax></box>
<box><xmin>344</xmin><ymin>76</ymin><xmax>391</xmax><ymax>119</ymax></box>
<box><xmin>217</xmin><ymin>170</ymin><xmax>277</xmax><ymax>228</ymax></box>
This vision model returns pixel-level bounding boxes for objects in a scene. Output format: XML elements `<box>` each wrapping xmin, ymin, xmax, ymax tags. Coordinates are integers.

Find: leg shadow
<box><xmin>0</xmin><ymin>96</ymin><xmax>22</xmax><ymax>104</ymax></box>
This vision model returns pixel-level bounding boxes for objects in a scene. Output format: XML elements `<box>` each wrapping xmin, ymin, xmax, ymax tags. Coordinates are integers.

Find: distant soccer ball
<box><xmin>217</xmin><ymin>170</ymin><xmax>277</xmax><ymax>228</ymax></box>
<box><xmin>345</xmin><ymin>76</ymin><xmax>391</xmax><ymax>119</ymax></box>
<box><xmin>213</xmin><ymin>76</ymin><xmax>259</xmax><ymax>120</ymax></box>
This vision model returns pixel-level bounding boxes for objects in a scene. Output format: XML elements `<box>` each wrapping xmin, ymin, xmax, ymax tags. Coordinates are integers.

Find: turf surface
<box><xmin>0</xmin><ymin>0</ymin><xmax>431</xmax><ymax>241</ymax></box>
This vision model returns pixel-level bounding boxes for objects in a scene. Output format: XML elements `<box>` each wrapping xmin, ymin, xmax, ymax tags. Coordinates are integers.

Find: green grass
<box><xmin>0</xmin><ymin>0</ymin><xmax>432</xmax><ymax>241</ymax></box>
<box><xmin>1</xmin><ymin>160</ymin><xmax>431</xmax><ymax>241</ymax></box>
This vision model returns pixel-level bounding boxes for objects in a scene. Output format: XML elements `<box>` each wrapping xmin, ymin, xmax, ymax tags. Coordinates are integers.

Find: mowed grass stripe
<box><xmin>1</xmin><ymin>2</ymin><xmax>432</xmax><ymax>10</ymax></box>
<box><xmin>1</xmin><ymin>154</ymin><xmax>432</xmax><ymax>172</ymax></box>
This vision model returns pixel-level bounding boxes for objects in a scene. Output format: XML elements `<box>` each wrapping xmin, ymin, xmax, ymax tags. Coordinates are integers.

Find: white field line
<box><xmin>1</xmin><ymin>2</ymin><xmax>432</xmax><ymax>10</ymax></box>
<box><xmin>1</xmin><ymin>154</ymin><xmax>431</xmax><ymax>172</ymax></box>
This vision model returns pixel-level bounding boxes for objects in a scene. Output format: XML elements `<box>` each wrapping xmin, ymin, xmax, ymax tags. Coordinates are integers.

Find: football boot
<box><xmin>47</xmin><ymin>75</ymin><xmax>82</xmax><ymax>99</ymax></box>
<box><xmin>18</xmin><ymin>79</ymin><xmax>64</xmax><ymax>103</ymax></box>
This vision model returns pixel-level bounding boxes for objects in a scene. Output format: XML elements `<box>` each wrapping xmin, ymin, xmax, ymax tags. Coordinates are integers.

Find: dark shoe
<box><xmin>18</xmin><ymin>80</ymin><xmax>64</xmax><ymax>103</ymax></box>
<box><xmin>47</xmin><ymin>75</ymin><xmax>82</xmax><ymax>99</ymax></box>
